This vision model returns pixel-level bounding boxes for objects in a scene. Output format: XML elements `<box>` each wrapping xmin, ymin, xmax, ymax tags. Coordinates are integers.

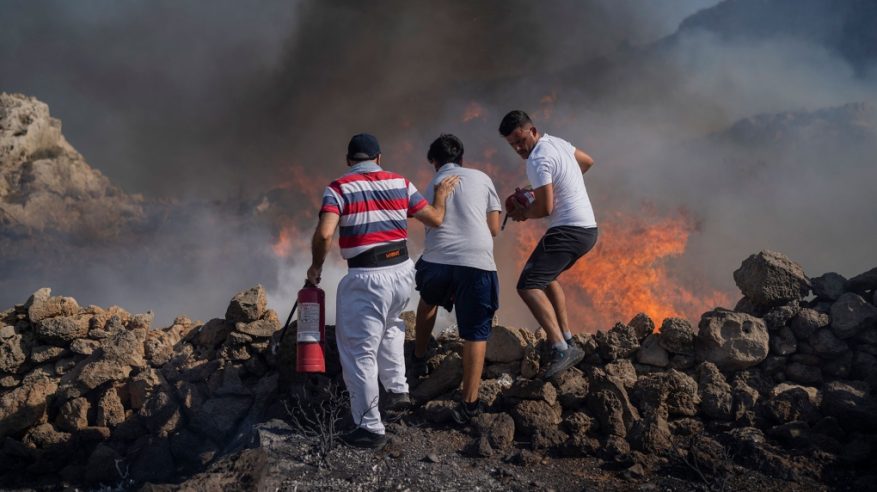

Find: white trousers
<box><xmin>336</xmin><ymin>259</ymin><xmax>413</xmax><ymax>434</ymax></box>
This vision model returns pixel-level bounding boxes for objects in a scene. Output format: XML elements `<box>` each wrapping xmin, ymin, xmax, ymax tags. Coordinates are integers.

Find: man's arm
<box><xmin>413</xmin><ymin>175</ymin><xmax>461</xmax><ymax>227</ymax></box>
<box><xmin>508</xmin><ymin>183</ymin><xmax>553</xmax><ymax>221</ymax></box>
<box><xmin>574</xmin><ymin>148</ymin><xmax>595</xmax><ymax>174</ymax></box>
<box><xmin>486</xmin><ymin>211</ymin><xmax>501</xmax><ymax>237</ymax></box>
<box><xmin>307</xmin><ymin>212</ymin><xmax>340</xmax><ymax>285</ymax></box>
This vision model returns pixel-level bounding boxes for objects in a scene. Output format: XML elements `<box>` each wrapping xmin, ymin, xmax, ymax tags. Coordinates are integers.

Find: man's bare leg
<box><xmin>545</xmin><ymin>280</ymin><xmax>572</xmax><ymax>340</ymax></box>
<box><xmin>518</xmin><ymin>288</ymin><xmax>564</xmax><ymax>345</ymax></box>
<box><xmin>415</xmin><ymin>299</ymin><xmax>437</xmax><ymax>359</ymax></box>
<box><xmin>461</xmin><ymin>341</ymin><xmax>486</xmax><ymax>403</ymax></box>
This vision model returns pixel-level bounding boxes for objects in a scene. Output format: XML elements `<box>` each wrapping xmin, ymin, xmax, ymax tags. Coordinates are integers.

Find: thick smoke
<box><xmin>1</xmin><ymin>0</ymin><xmax>874</xmax><ymax>329</ymax></box>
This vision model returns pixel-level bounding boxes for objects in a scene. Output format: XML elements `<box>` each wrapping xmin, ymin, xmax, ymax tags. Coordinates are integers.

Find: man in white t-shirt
<box><xmin>412</xmin><ymin>134</ymin><xmax>502</xmax><ymax>424</ymax></box>
<box><xmin>498</xmin><ymin>110</ymin><xmax>599</xmax><ymax>379</ymax></box>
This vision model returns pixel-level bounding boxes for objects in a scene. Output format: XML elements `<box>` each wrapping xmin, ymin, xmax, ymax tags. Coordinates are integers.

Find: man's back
<box><xmin>422</xmin><ymin>164</ymin><xmax>500</xmax><ymax>271</ymax></box>
<box><xmin>321</xmin><ymin>162</ymin><xmax>427</xmax><ymax>259</ymax></box>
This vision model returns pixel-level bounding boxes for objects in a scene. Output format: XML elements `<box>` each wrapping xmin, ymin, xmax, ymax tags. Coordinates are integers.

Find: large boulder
<box><xmin>234</xmin><ymin>316</ymin><xmax>280</xmax><ymax>339</ymax></box>
<box><xmin>35</xmin><ymin>316</ymin><xmax>89</xmax><ymax>345</ymax></box>
<box><xmin>0</xmin><ymin>333</ymin><xmax>29</xmax><ymax>373</ymax></box>
<box><xmin>26</xmin><ymin>289</ymin><xmax>80</xmax><ymax>323</ymax></box>
<box><xmin>628</xmin><ymin>409</ymin><xmax>672</xmax><ymax>453</ymax></box>
<box><xmin>628</xmin><ymin>313</ymin><xmax>655</xmax><ymax>341</ymax></box>
<box><xmin>474</xmin><ymin>412</ymin><xmax>515</xmax><ymax>451</ymax></box>
<box><xmin>790</xmin><ymin>309</ymin><xmax>830</xmax><ymax>340</ymax></box>
<box><xmin>550</xmin><ymin>367</ymin><xmax>588</xmax><ymax>409</ymax></box>
<box><xmin>55</xmin><ymin>397</ymin><xmax>90</xmax><ymax>432</ymax></box>
<box><xmin>847</xmin><ymin>267</ymin><xmax>877</xmax><ymax>293</ymax></box>
<box><xmin>820</xmin><ymin>381</ymin><xmax>877</xmax><ymax>432</ymax></box>
<box><xmin>604</xmin><ymin>359</ymin><xmax>637</xmax><ymax>390</ymax></box>
<box><xmin>758</xmin><ymin>384</ymin><xmax>822</xmax><ymax>424</ymax></box>
<box><xmin>101</xmin><ymin>325</ymin><xmax>147</xmax><ymax>368</ymax></box>
<box><xmin>225</xmin><ymin>286</ymin><xmax>267</xmax><ymax>324</ymax></box>
<box><xmin>412</xmin><ymin>352</ymin><xmax>463</xmax><ymax>402</ymax></box>
<box><xmin>695</xmin><ymin>309</ymin><xmax>769</xmax><ymax>371</ymax></box>
<box><xmin>697</xmin><ymin>362</ymin><xmax>733</xmax><ymax>420</ymax></box>
<box><xmin>636</xmin><ymin>334</ymin><xmax>669</xmax><ymax>367</ymax></box>
<box><xmin>630</xmin><ymin>369</ymin><xmax>700</xmax><ymax>417</ymax></box>
<box><xmin>811</xmin><ymin>273</ymin><xmax>847</xmax><ymax>301</ymax></box>
<box><xmin>596</xmin><ymin>323</ymin><xmax>640</xmax><ymax>361</ymax></box>
<box><xmin>657</xmin><ymin>317</ymin><xmax>695</xmax><ymax>355</ymax></box>
<box><xmin>509</xmin><ymin>399</ymin><xmax>561</xmax><ymax>437</ymax></box>
<box><xmin>77</xmin><ymin>358</ymin><xmax>132</xmax><ymax>390</ymax></box>
<box><xmin>733</xmin><ymin>251</ymin><xmax>811</xmax><ymax>307</ymax></box>
<box><xmin>762</xmin><ymin>302</ymin><xmax>801</xmax><ymax>330</ymax></box>
<box><xmin>830</xmin><ymin>293</ymin><xmax>877</xmax><ymax>339</ymax></box>
<box><xmin>95</xmin><ymin>386</ymin><xmax>126</xmax><ymax>427</ymax></box>
<box><xmin>0</xmin><ymin>376</ymin><xmax>58</xmax><ymax>437</ymax></box>
<box><xmin>503</xmin><ymin>379</ymin><xmax>557</xmax><ymax>406</ymax></box>
<box><xmin>584</xmin><ymin>367</ymin><xmax>640</xmax><ymax>437</ymax></box>
<box><xmin>485</xmin><ymin>325</ymin><xmax>532</xmax><ymax>363</ymax></box>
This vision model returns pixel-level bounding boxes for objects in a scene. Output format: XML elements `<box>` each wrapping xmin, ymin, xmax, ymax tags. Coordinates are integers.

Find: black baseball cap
<box><xmin>347</xmin><ymin>133</ymin><xmax>381</xmax><ymax>160</ymax></box>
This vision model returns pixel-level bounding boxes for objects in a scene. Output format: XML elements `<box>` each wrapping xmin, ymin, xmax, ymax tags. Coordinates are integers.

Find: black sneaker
<box><xmin>341</xmin><ymin>427</ymin><xmax>387</xmax><ymax>449</ymax></box>
<box><xmin>410</xmin><ymin>354</ymin><xmax>430</xmax><ymax>378</ymax></box>
<box><xmin>384</xmin><ymin>391</ymin><xmax>412</xmax><ymax>412</ymax></box>
<box><xmin>451</xmin><ymin>400</ymin><xmax>483</xmax><ymax>425</ymax></box>
<box><xmin>541</xmin><ymin>345</ymin><xmax>585</xmax><ymax>379</ymax></box>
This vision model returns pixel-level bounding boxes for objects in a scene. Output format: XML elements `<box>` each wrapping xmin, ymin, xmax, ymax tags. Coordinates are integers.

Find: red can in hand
<box><xmin>296</xmin><ymin>284</ymin><xmax>326</xmax><ymax>373</ymax></box>
<box><xmin>505</xmin><ymin>187</ymin><xmax>535</xmax><ymax>212</ymax></box>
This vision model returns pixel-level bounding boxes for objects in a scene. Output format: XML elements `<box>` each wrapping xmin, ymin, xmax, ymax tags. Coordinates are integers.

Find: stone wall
<box><xmin>1</xmin><ymin>250</ymin><xmax>875</xmax><ymax>486</ymax></box>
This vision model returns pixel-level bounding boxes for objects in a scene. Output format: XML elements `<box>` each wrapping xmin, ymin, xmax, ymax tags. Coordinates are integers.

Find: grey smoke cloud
<box><xmin>1</xmin><ymin>0</ymin><xmax>874</xmax><ymax>328</ymax></box>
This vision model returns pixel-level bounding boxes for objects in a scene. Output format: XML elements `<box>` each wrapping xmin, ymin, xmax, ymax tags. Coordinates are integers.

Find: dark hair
<box><xmin>427</xmin><ymin>134</ymin><xmax>464</xmax><ymax>166</ymax></box>
<box><xmin>498</xmin><ymin>110</ymin><xmax>533</xmax><ymax>136</ymax></box>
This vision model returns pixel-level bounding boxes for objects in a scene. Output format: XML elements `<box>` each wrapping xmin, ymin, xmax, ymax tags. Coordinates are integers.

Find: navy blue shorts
<box><xmin>414</xmin><ymin>258</ymin><xmax>499</xmax><ymax>341</ymax></box>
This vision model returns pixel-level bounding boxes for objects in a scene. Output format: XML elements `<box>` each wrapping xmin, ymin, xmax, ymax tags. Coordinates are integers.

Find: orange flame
<box><xmin>508</xmin><ymin>206</ymin><xmax>731</xmax><ymax>332</ymax></box>
<box><xmin>263</xmin><ymin>116</ymin><xmax>732</xmax><ymax>333</ymax></box>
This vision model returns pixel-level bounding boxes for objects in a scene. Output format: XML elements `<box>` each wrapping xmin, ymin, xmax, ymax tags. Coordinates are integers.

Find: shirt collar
<box><xmin>348</xmin><ymin>160</ymin><xmax>382</xmax><ymax>174</ymax></box>
<box><xmin>437</xmin><ymin>162</ymin><xmax>460</xmax><ymax>173</ymax></box>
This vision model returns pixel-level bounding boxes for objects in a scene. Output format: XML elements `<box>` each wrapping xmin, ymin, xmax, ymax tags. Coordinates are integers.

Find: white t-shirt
<box><xmin>422</xmin><ymin>164</ymin><xmax>501</xmax><ymax>271</ymax></box>
<box><xmin>526</xmin><ymin>133</ymin><xmax>597</xmax><ymax>229</ymax></box>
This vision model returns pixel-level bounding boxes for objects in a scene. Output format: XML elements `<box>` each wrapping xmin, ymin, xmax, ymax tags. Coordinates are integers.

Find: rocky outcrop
<box><xmin>733</xmin><ymin>250</ymin><xmax>811</xmax><ymax>307</ymax></box>
<box><xmin>0</xmin><ymin>285</ymin><xmax>280</xmax><ymax>487</ymax></box>
<box><xmin>0</xmin><ymin>93</ymin><xmax>144</xmax><ymax>238</ymax></box>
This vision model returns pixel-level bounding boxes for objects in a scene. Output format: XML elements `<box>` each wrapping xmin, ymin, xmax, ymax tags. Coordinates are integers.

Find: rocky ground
<box><xmin>1</xmin><ymin>250</ymin><xmax>876</xmax><ymax>491</ymax></box>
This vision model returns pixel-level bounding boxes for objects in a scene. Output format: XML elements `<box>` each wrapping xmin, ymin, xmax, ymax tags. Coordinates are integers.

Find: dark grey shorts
<box><xmin>517</xmin><ymin>226</ymin><xmax>598</xmax><ymax>290</ymax></box>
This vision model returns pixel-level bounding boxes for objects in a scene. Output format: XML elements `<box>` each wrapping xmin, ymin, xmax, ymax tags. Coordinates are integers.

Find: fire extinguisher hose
<box><xmin>270</xmin><ymin>280</ymin><xmax>312</xmax><ymax>355</ymax></box>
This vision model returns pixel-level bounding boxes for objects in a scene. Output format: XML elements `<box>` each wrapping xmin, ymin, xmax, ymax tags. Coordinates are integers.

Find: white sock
<box><xmin>562</xmin><ymin>331</ymin><xmax>573</xmax><ymax>341</ymax></box>
<box><xmin>552</xmin><ymin>340</ymin><xmax>569</xmax><ymax>351</ymax></box>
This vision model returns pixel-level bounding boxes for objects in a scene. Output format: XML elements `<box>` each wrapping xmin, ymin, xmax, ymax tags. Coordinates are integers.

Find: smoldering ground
<box><xmin>0</xmin><ymin>0</ymin><xmax>874</xmax><ymax>327</ymax></box>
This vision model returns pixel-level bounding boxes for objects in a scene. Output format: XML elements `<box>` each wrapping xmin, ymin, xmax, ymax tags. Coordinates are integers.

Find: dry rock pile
<box><xmin>408</xmin><ymin>250</ymin><xmax>877</xmax><ymax>481</ymax></box>
<box><xmin>1</xmin><ymin>250</ymin><xmax>875</xmax><ymax>488</ymax></box>
<box><xmin>0</xmin><ymin>285</ymin><xmax>283</xmax><ymax>486</ymax></box>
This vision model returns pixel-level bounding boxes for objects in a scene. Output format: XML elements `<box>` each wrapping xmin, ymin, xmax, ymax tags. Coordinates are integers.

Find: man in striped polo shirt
<box><xmin>307</xmin><ymin>133</ymin><xmax>459</xmax><ymax>449</ymax></box>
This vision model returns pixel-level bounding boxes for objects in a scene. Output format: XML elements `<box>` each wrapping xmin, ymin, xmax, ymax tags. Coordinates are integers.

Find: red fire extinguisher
<box><xmin>274</xmin><ymin>281</ymin><xmax>326</xmax><ymax>373</ymax></box>
<box><xmin>295</xmin><ymin>282</ymin><xmax>326</xmax><ymax>373</ymax></box>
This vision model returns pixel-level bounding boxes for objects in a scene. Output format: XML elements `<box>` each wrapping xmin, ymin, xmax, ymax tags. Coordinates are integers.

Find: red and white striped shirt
<box><xmin>320</xmin><ymin>161</ymin><xmax>427</xmax><ymax>259</ymax></box>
